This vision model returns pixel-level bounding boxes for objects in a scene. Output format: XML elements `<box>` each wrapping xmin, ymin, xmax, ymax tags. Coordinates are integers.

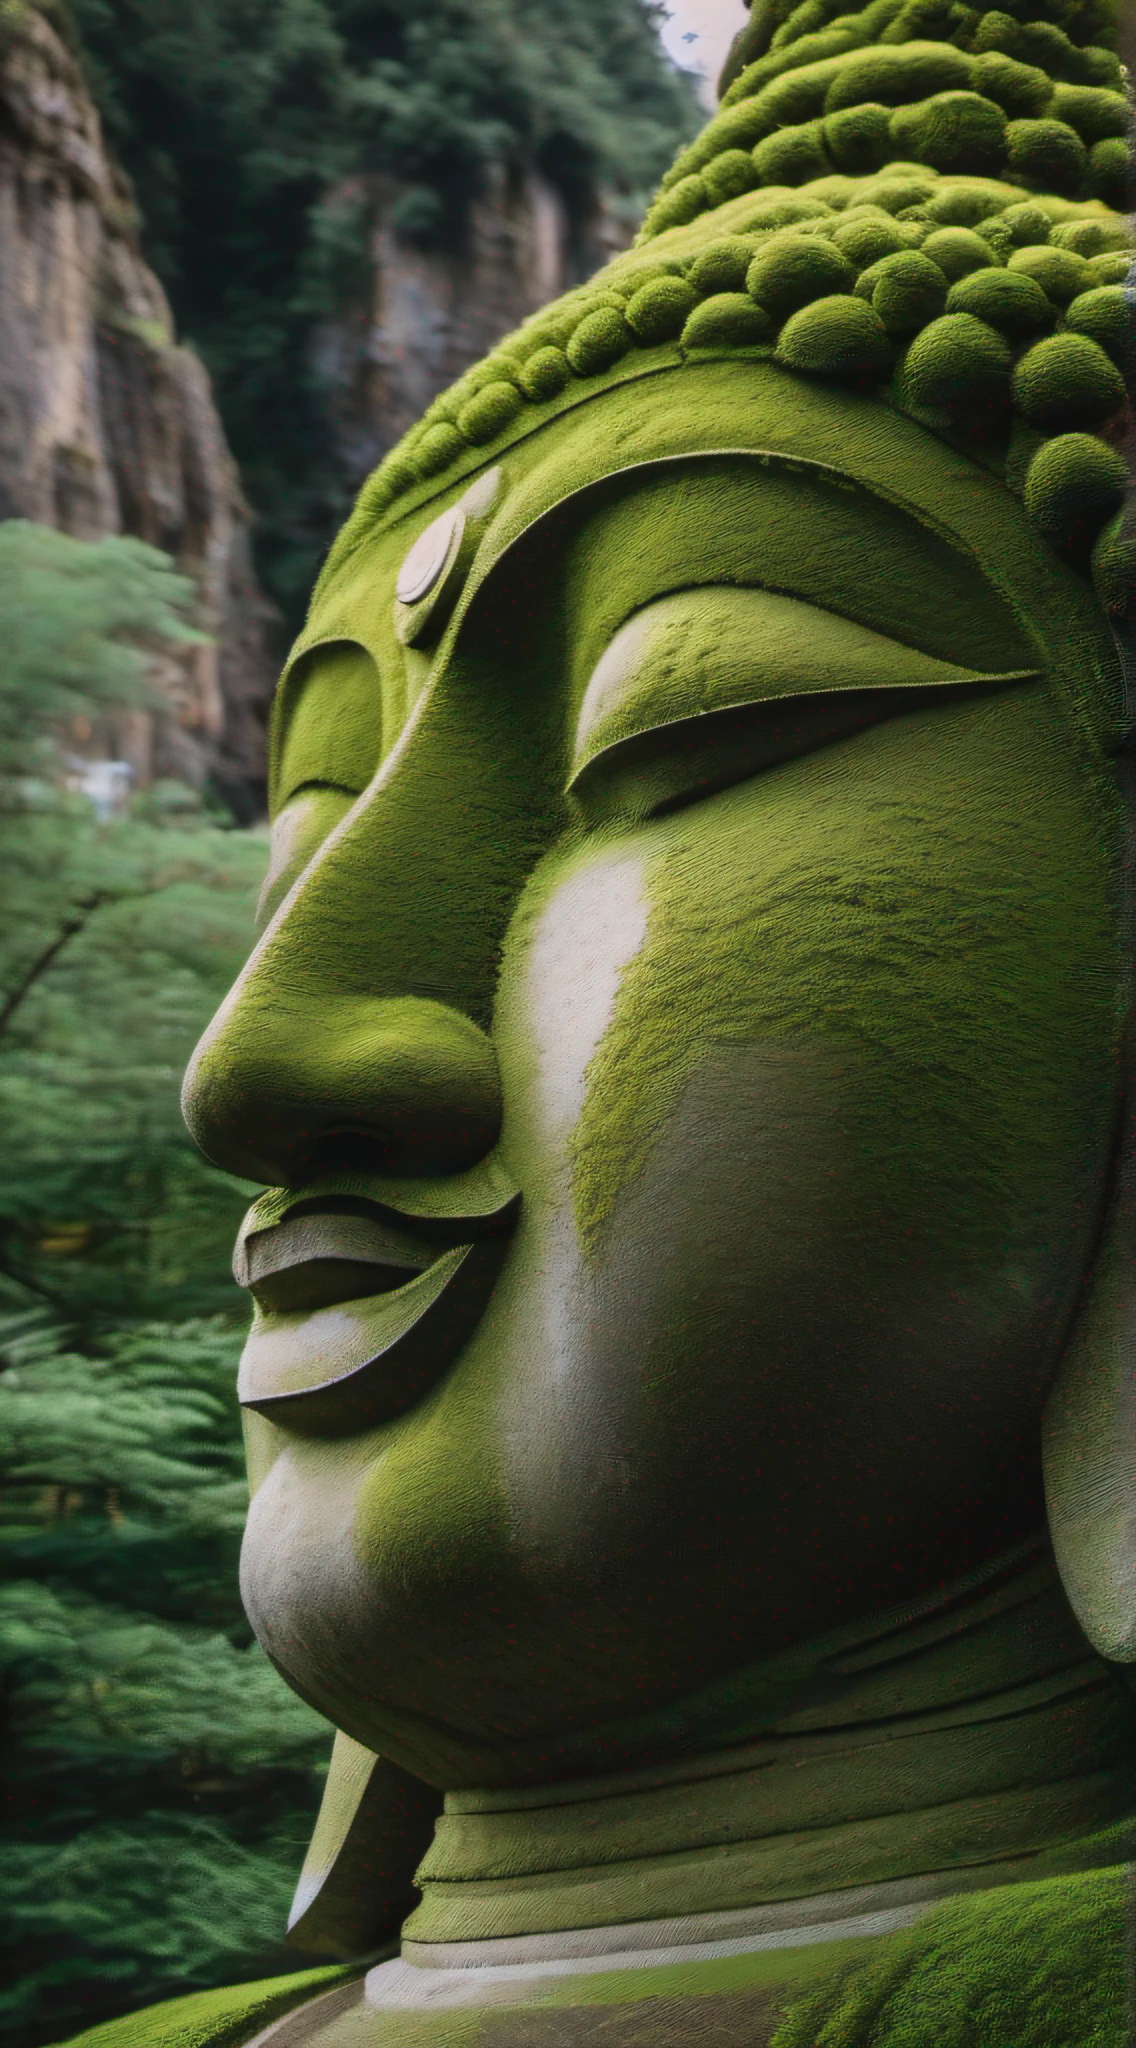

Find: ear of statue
<box><xmin>286</xmin><ymin>1732</ymin><xmax>442</xmax><ymax>1959</ymax></box>
<box><xmin>1043</xmin><ymin>1053</ymin><xmax>1136</xmax><ymax>1669</ymax></box>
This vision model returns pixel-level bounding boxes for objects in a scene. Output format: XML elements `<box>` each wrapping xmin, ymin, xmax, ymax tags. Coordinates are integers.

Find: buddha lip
<box><xmin>235</xmin><ymin>1208</ymin><xmax>440</xmax><ymax>1316</ymax></box>
<box><xmin>235</xmin><ymin>1158</ymin><xmax>518</xmax><ymax>1263</ymax></box>
<box><xmin>234</xmin><ymin>1173</ymin><xmax>518</xmax><ymax>1436</ymax></box>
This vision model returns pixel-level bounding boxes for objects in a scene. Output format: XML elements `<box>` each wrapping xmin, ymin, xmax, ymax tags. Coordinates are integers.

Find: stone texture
<box><xmin>314</xmin><ymin>165</ymin><xmax>634</xmax><ymax>495</ymax></box>
<box><xmin>0</xmin><ymin>3</ymin><xmax>276</xmax><ymax>804</ymax></box>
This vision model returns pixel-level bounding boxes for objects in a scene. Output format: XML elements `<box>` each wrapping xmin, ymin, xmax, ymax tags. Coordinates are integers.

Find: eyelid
<box><xmin>272</xmin><ymin>640</ymin><xmax>384</xmax><ymax>817</ymax></box>
<box><xmin>571</xmin><ymin>585</ymin><xmax>1039</xmax><ymax>786</ymax></box>
<box><xmin>567</xmin><ymin>678</ymin><xmax>1036</xmax><ymax>827</ymax></box>
<box><xmin>271</xmin><ymin>775</ymin><xmax>359</xmax><ymax>822</ymax></box>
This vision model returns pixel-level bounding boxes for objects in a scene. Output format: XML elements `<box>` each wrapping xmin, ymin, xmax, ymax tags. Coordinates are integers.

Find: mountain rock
<box><xmin>315</xmin><ymin>167</ymin><xmax>634</xmax><ymax>496</ymax></box>
<box><xmin>0</xmin><ymin>2</ymin><xmax>275</xmax><ymax>807</ymax></box>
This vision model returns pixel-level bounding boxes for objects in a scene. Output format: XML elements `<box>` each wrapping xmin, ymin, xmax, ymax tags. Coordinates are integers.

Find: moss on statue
<box><xmin>99</xmin><ymin>0</ymin><xmax>1136</xmax><ymax>2042</ymax></box>
<box><xmin>770</xmin><ymin>1865</ymin><xmax>1131</xmax><ymax>2046</ymax></box>
<box><xmin>60</xmin><ymin>1865</ymin><xmax>1132</xmax><ymax>2046</ymax></box>
<box><xmin>309</xmin><ymin>0</ymin><xmax>1128</xmax><ymax>611</ymax></box>
<box><xmin>60</xmin><ymin>1968</ymin><xmax>346</xmax><ymax>2048</ymax></box>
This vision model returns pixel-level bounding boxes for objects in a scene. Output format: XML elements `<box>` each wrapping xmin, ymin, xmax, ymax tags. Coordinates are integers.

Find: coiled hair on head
<box><xmin>324</xmin><ymin>0</ymin><xmax>1132</xmax><ymax>623</ymax></box>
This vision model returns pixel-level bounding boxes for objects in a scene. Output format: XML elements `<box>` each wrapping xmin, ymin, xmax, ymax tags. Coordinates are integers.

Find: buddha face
<box><xmin>184</xmin><ymin>364</ymin><xmax>1124</xmax><ymax>1789</ymax></box>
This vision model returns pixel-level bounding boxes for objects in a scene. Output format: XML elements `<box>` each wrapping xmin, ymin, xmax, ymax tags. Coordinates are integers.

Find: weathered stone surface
<box><xmin>0</xmin><ymin>4</ymin><xmax>276</xmax><ymax>801</ymax></box>
<box><xmin>314</xmin><ymin>165</ymin><xmax>633</xmax><ymax>494</ymax></box>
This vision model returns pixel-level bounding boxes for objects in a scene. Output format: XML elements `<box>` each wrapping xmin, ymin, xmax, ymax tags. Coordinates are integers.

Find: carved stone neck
<box><xmin>406</xmin><ymin>1538</ymin><xmax>1134</xmax><ymax>1948</ymax></box>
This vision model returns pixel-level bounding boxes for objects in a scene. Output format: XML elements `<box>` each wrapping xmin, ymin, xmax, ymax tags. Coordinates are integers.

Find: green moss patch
<box><xmin>770</xmin><ymin>1864</ymin><xmax>1129</xmax><ymax>2047</ymax></box>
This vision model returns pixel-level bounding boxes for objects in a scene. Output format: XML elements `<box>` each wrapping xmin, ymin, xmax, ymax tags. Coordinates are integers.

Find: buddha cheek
<box><xmin>555</xmin><ymin>700</ymin><xmax>1119</xmax><ymax>1541</ymax></box>
<box><xmin>338</xmin><ymin>848</ymin><xmax>654</xmax><ymax>1602</ymax></box>
<box><xmin>501</xmin><ymin>843</ymin><xmax>650</xmax><ymax>1203</ymax></box>
<box><xmin>486</xmin><ymin>832</ymin><xmax>888</xmax><ymax>1554</ymax></box>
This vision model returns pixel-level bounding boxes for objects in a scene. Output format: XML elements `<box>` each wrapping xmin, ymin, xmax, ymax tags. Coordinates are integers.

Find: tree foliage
<box><xmin>0</xmin><ymin>1318</ymin><xmax>328</xmax><ymax>2048</ymax></box>
<box><xmin>0</xmin><ymin>809</ymin><xmax>265</xmax><ymax>1328</ymax></box>
<box><xmin>64</xmin><ymin>0</ymin><xmax>697</xmax><ymax>615</ymax></box>
<box><xmin>0</xmin><ymin>525</ymin><xmax>265</xmax><ymax>1328</ymax></box>
<box><xmin>0</xmin><ymin>523</ymin><xmax>200</xmax><ymax>768</ymax></box>
<box><xmin>0</xmin><ymin>528</ymin><xmax>327</xmax><ymax>2047</ymax></box>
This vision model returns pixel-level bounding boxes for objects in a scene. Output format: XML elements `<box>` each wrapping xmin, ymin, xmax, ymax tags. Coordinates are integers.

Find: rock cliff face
<box><xmin>0</xmin><ymin>3</ymin><xmax>275</xmax><ymax>804</ymax></box>
<box><xmin>315</xmin><ymin>166</ymin><xmax>633</xmax><ymax>495</ymax></box>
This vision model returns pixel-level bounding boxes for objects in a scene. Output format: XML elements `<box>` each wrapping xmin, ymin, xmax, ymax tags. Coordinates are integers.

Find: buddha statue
<box><xmin>65</xmin><ymin>2</ymin><xmax>1134</xmax><ymax>2042</ymax></box>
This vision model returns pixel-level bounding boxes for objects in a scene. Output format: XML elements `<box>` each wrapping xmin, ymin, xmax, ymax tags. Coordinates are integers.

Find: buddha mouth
<box><xmin>232</xmin><ymin>1168</ymin><xmax>518</xmax><ymax>1436</ymax></box>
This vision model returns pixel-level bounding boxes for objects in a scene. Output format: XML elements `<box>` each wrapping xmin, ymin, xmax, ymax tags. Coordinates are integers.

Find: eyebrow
<box><xmin>548</xmin><ymin>457</ymin><xmax>1035</xmax><ymax>692</ymax></box>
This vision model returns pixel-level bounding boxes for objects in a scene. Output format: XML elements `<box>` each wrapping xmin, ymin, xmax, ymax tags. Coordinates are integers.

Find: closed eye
<box><xmin>257</xmin><ymin>782</ymin><xmax>357</xmax><ymax>928</ymax></box>
<box><xmin>568</xmin><ymin>680</ymin><xmax>1033</xmax><ymax>825</ymax></box>
<box><xmin>568</xmin><ymin>586</ymin><xmax>1039</xmax><ymax>826</ymax></box>
<box><xmin>271</xmin><ymin>639</ymin><xmax>383</xmax><ymax>815</ymax></box>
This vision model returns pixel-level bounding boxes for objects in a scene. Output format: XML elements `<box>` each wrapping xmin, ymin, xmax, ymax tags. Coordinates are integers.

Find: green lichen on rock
<box><xmin>1007</xmin><ymin>240</ymin><xmax>1093</xmax><ymax>300</ymax></box>
<box><xmin>566</xmin><ymin>306</ymin><xmax>631</xmax><ymax>377</ymax></box>
<box><xmin>920</xmin><ymin>223</ymin><xmax>997</xmax><ymax>274</ymax></box>
<box><xmin>456</xmin><ymin>381</ymin><xmax>524</xmax><ymax>447</ymax></box>
<box><xmin>889</xmin><ymin>90</ymin><xmax>1008</xmax><ymax>175</ymax></box>
<box><xmin>833</xmin><ymin>206</ymin><xmax>916</xmax><ymax>262</ymax></box>
<box><xmin>970</xmin><ymin>50</ymin><xmax>1053</xmax><ymax>118</ymax></box>
<box><xmin>518</xmin><ymin>347</ymin><xmax>572</xmax><ymax>402</ymax></box>
<box><xmin>856</xmin><ymin>248</ymin><xmax>950</xmax><ymax>330</ymax></box>
<box><xmin>769</xmin><ymin>1864</ymin><xmax>1129</xmax><ymax>2048</ymax></box>
<box><xmin>824</xmin><ymin>100</ymin><xmax>894</xmax><ymax>172</ymax></box>
<box><xmin>1004</xmin><ymin>115</ymin><xmax>1088</xmax><ymax>189</ymax></box>
<box><xmin>1050</xmin><ymin>80</ymin><xmax>1129</xmax><ymax>140</ymax></box>
<box><xmin>416</xmin><ymin>421</ymin><xmax>465</xmax><ymax>478</ymax></box>
<box><xmin>1083</xmin><ymin>133</ymin><xmax>1128</xmax><ymax>205</ymax></box>
<box><xmin>777</xmin><ymin>292</ymin><xmax>895</xmax><ymax>373</ymax></box>
<box><xmin>1052</xmin><ymin>216</ymin><xmax>1129</xmax><ymax>256</ymax></box>
<box><xmin>748</xmin><ymin>233</ymin><xmax>857</xmax><ymax>317</ymax></box>
<box><xmin>705</xmin><ymin>146</ymin><xmax>763</xmax><ymax>203</ymax></box>
<box><xmin>683</xmin><ymin>292</ymin><xmax>774</xmax><ymax>349</ymax></box>
<box><xmin>1063</xmin><ymin>284</ymin><xmax>1128</xmax><ymax>364</ymax></box>
<box><xmin>626</xmin><ymin>276</ymin><xmax>699</xmax><ymax>344</ymax></box>
<box><xmin>1091</xmin><ymin>504</ymin><xmax>1136</xmax><ymax>618</ymax></box>
<box><xmin>945</xmin><ymin>264</ymin><xmax>1054</xmax><ymax>333</ymax></box>
<box><xmin>690</xmin><ymin>237</ymin><xmax>764</xmax><ymax>294</ymax></box>
<box><xmin>902</xmin><ymin>310</ymin><xmax>1014</xmax><ymax>415</ymax></box>
<box><xmin>1002</xmin><ymin>200</ymin><xmax>1057</xmax><ymax>242</ymax></box>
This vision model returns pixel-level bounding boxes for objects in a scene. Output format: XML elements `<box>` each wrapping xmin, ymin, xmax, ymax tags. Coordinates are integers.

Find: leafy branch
<box><xmin>0</xmin><ymin>892</ymin><xmax>109</xmax><ymax>1045</ymax></box>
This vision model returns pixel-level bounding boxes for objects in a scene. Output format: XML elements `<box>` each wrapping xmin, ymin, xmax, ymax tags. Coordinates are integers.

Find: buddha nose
<box><xmin>182</xmin><ymin>620</ymin><xmax>555</xmax><ymax>1189</ymax></box>
<box><xmin>181</xmin><ymin>762</ymin><xmax>510</xmax><ymax>1186</ymax></box>
<box><xmin>184</xmin><ymin>984</ymin><xmax>502</xmax><ymax>1186</ymax></box>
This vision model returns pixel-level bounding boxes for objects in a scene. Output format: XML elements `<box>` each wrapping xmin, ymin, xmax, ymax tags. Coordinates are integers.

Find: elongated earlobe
<box><xmin>287</xmin><ymin>1731</ymin><xmax>441</xmax><ymax>1959</ymax></box>
<box><xmin>1044</xmin><ymin>1068</ymin><xmax>1136</xmax><ymax>1667</ymax></box>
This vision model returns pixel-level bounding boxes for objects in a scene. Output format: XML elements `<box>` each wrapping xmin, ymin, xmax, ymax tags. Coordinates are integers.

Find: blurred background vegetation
<box><xmin>0</xmin><ymin>522</ymin><xmax>327</xmax><ymax>2048</ymax></box>
<box><xmin>0</xmin><ymin>3</ymin><xmax>695</xmax><ymax>2044</ymax></box>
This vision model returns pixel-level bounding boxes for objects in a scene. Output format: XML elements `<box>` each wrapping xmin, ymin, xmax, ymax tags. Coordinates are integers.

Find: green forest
<box><xmin>0</xmin><ymin>5</ymin><xmax>693</xmax><ymax>2044</ymax></box>
<box><xmin>0</xmin><ymin>522</ymin><xmax>329</xmax><ymax>2048</ymax></box>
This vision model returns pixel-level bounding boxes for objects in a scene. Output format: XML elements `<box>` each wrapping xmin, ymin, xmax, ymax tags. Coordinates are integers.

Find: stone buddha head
<box><xmin>182</xmin><ymin>0</ymin><xmax>1133</xmax><ymax>1986</ymax></box>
